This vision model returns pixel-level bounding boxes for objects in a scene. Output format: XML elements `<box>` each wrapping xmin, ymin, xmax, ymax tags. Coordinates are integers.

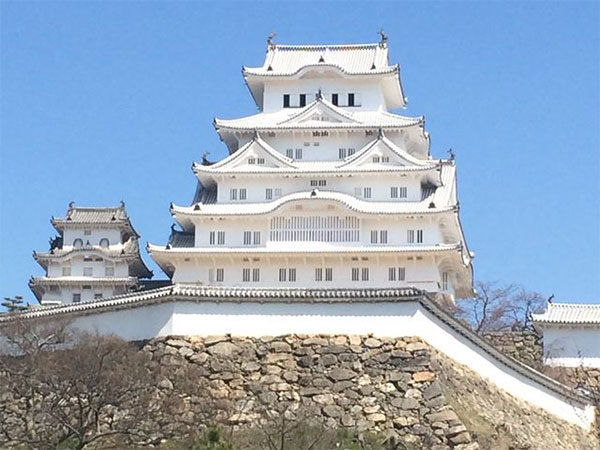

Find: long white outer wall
<box><xmin>73</xmin><ymin>300</ymin><xmax>595</xmax><ymax>430</ymax></box>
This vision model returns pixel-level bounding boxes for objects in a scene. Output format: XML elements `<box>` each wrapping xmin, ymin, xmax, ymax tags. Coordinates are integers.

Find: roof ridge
<box><xmin>550</xmin><ymin>302</ymin><xmax>600</xmax><ymax>308</ymax></box>
<box><xmin>68</xmin><ymin>205</ymin><xmax>124</xmax><ymax>211</ymax></box>
<box><xmin>272</xmin><ymin>43</ymin><xmax>380</xmax><ymax>50</ymax></box>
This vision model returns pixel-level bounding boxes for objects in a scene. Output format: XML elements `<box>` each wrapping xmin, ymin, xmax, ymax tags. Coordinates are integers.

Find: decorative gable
<box><xmin>339</xmin><ymin>133</ymin><xmax>432</xmax><ymax>169</ymax></box>
<box><xmin>200</xmin><ymin>137</ymin><xmax>296</xmax><ymax>172</ymax></box>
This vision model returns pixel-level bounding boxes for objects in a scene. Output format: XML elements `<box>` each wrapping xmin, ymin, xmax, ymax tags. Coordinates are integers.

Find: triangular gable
<box><xmin>338</xmin><ymin>133</ymin><xmax>431</xmax><ymax>169</ymax></box>
<box><xmin>196</xmin><ymin>137</ymin><xmax>296</xmax><ymax>172</ymax></box>
<box><xmin>278</xmin><ymin>98</ymin><xmax>359</xmax><ymax>126</ymax></box>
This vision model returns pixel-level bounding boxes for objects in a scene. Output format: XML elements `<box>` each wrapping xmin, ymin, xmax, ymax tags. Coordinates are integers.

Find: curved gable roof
<box><xmin>194</xmin><ymin>135</ymin><xmax>296</xmax><ymax>174</ymax></box>
<box><xmin>339</xmin><ymin>132</ymin><xmax>434</xmax><ymax>169</ymax></box>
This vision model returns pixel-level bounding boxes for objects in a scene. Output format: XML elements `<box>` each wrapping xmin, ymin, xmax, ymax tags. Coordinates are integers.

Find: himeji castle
<box><xmin>148</xmin><ymin>37</ymin><xmax>474</xmax><ymax>300</ymax></box>
<box><xmin>12</xmin><ymin>37</ymin><xmax>599</xmax><ymax>432</ymax></box>
<box><xmin>30</xmin><ymin>203</ymin><xmax>152</xmax><ymax>305</ymax></box>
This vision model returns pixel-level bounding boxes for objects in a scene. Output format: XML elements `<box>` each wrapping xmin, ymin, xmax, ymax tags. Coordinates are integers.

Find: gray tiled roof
<box><xmin>51</xmin><ymin>203</ymin><xmax>139</xmax><ymax>238</ymax></box>
<box><xmin>192</xmin><ymin>184</ymin><xmax>217</xmax><ymax>205</ymax></box>
<box><xmin>243</xmin><ymin>43</ymin><xmax>395</xmax><ymax>77</ymax></box>
<box><xmin>168</xmin><ymin>229</ymin><xmax>195</xmax><ymax>248</ymax></box>
<box><xmin>532</xmin><ymin>302</ymin><xmax>600</xmax><ymax>325</ymax></box>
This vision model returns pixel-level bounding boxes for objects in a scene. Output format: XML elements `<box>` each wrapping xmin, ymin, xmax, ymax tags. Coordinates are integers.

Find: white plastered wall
<box><xmin>214</xmin><ymin>172</ymin><xmax>425</xmax><ymax>204</ymax></box>
<box><xmin>170</xmin><ymin>254</ymin><xmax>444</xmax><ymax>292</ymax></box>
<box><xmin>263</xmin><ymin>78</ymin><xmax>385</xmax><ymax>113</ymax></box>
<box><xmin>541</xmin><ymin>326</ymin><xmax>600</xmax><ymax>368</ymax></box>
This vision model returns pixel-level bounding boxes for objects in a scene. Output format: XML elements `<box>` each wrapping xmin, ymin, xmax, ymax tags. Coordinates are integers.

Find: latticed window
<box><xmin>351</xmin><ymin>268</ymin><xmax>360</xmax><ymax>281</ymax></box>
<box><xmin>371</xmin><ymin>230</ymin><xmax>388</xmax><ymax>244</ymax></box>
<box><xmin>270</xmin><ymin>216</ymin><xmax>360</xmax><ymax>242</ymax></box>
<box><xmin>62</xmin><ymin>266</ymin><xmax>71</xmax><ymax>276</ymax></box>
<box><xmin>315</xmin><ymin>268</ymin><xmax>323</xmax><ymax>282</ymax></box>
<box><xmin>407</xmin><ymin>229</ymin><xmax>423</xmax><ymax>243</ymax></box>
<box><xmin>325</xmin><ymin>268</ymin><xmax>332</xmax><ymax>281</ymax></box>
<box><xmin>105</xmin><ymin>266</ymin><xmax>114</xmax><ymax>276</ymax></box>
<box><xmin>398</xmin><ymin>267</ymin><xmax>406</xmax><ymax>280</ymax></box>
<box><xmin>361</xmin><ymin>268</ymin><xmax>369</xmax><ymax>281</ymax></box>
<box><xmin>252</xmin><ymin>268</ymin><xmax>260</xmax><ymax>282</ymax></box>
<box><xmin>389</xmin><ymin>267</ymin><xmax>406</xmax><ymax>281</ymax></box>
<box><xmin>243</xmin><ymin>231</ymin><xmax>252</xmax><ymax>245</ymax></box>
<box><xmin>388</xmin><ymin>267</ymin><xmax>396</xmax><ymax>281</ymax></box>
<box><xmin>442</xmin><ymin>272</ymin><xmax>450</xmax><ymax>291</ymax></box>
<box><xmin>72</xmin><ymin>293</ymin><xmax>81</xmax><ymax>303</ymax></box>
<box><xmin>380</xmin><ymin>230</ymin><xmax>388</xmax><ymax>244</ymax></box>
<box><xmin>242</xmin><ymin>268</ymin><xmax>251</xmax><ymax>282</ymax></box>
<box><xmin>391</xmin><ymin>186</ymin><xmax>408</xmax><ymax>198</ymax></box>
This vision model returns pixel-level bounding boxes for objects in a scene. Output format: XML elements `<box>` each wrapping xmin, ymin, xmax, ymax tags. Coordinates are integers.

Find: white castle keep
<box><xmin>148</xmin><ymin>38</ymin><xmax>474</xmax><ymax>300</ymax></box>
<box><xmin>30</xmin><ymin>202</ymin><xmax>152</xmax><ymax>305</ymax></box>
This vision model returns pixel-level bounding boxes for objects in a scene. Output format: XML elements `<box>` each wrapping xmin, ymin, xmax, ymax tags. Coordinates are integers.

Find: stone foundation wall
<box><xmin>481</xmin><ymin>331</ymin><xmax>543</xmax><ymax>369</ymax></box>
<box><xmin>144</xmin><ymin>335</ymin><xmax>478</xmax><ymax>449</ymax></box>
<box><xmin>141</xmin><ymin>335</ymin><xmax>597</xmax><ymax>450</ymax></box>
<box><xmin>481</xmin><ymin>331</ymin><xmax>600</xmax><ymax>397</ymax></box>
<box><xmin>2</xmin><ymin>334</ymin><xmax>598</xmax><ymax>449</ymax></box>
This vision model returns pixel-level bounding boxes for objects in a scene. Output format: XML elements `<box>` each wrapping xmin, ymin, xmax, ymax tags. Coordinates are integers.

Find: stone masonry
<box><xmin>139</xmin><ymin>335</ymin><xmax>598</xmax><ymax>450</ymax></box>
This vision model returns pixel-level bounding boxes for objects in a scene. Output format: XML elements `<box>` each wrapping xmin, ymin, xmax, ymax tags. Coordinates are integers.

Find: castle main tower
<box><xmin>148</xmin><ymin>36</ymin><xmax>473</xmax><ymax>300</ymax></box>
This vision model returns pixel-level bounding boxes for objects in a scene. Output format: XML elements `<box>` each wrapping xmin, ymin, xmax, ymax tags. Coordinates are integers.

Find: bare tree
<box><xmin>232</xmin><ymin>401</ymin><xmax>337</xmax><ymax>450</ymax></box>
<box><xmin>0</xmin><ymin>318</ymin><xmax>162</xmax><ymax>450</ymax></box>
<box><xmin>0</xmin><ymin>317</ymin><xmax>72</xmax><ymax>449</ymax></box>
<box><xmin>454</xmin><ymin>281</ymin><xmax>545</xmax><ymax>333</ymax></box>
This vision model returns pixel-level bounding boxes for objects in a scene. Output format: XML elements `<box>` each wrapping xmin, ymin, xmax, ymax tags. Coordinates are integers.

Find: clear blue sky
<box><xmin>1</xmin><ymin>1</ymin><xmax>598</xmax><ymax>304</ymax></box>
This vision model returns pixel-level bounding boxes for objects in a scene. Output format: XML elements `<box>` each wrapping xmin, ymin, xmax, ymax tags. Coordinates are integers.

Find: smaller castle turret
<box><xmin>30</xmin><ymin>203</ymin><xmax>152</xmax><ymax>305</ymax></box>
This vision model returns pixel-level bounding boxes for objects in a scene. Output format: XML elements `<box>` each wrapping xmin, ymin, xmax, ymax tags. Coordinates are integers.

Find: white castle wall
<box><xmin>62</xmin><ymin>228</ymin><xmax>123</xmax><ymax>249</ymax></box>
<box><xmin>70</xmin><ymin>299</ymin><xmax>595</xmax><ymax>430</ymax></box>
<box><xmin>542</xmin><ymin>327</ymin><xmax>600</xmax><ymax>368</ymax></box>
<box><xmin>47</xmin><ymin>256</ymin><xmax>129</xmax><ymax>278</ymax></box>
<box><xmin>214</xmin><ymin>173</ymin><xmax>426</xmax><ymax>204</ymax></box>
<box><xmin>171</xmin><ymin>254</ymin><xmax>445</xmax><ymax>292</ymax></box>
<box><xmin>41</xmin><ymin>285</ymin><xmax>125</xmax><ymax>304</ymax></box>
<box><xmin>262</xmin><ymin>78</ymin><xmax>386</xmax><ymax>113</ymax></box>
<box><xmin>192</xmin><ymin>213</ymin><xmax>445</xmax><ymax>248</ymax></box>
